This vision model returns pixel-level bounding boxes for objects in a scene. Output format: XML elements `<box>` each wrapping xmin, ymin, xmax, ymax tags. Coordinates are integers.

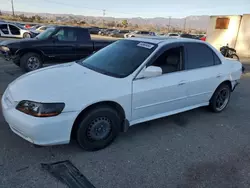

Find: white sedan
<box><xmin>1</xmin><ymin>37</ymin><xmax>243</xmax><ymax>151</ymax></box>
<box><xmin>0</xmin><ymin>23</ymin><xmax>33</xmax><ymax>38</ymax></box>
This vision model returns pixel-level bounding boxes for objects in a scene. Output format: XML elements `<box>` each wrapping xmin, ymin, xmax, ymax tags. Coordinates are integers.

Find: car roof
<box><xmin>126</xmin><ymin>36</ymin><xmax>204</xmax><ymax>45</ymax></box>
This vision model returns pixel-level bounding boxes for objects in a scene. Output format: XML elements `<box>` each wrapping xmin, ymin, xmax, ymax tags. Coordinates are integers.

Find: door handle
<box><xmin>216</xmin><ymin>74</ymin><xmax>222</xmax><ymax>78</ymax></box>
<box><xmin>178</xmin><ymin>81</ymin><xmax>186</xmax><ymax>86</ymax></box>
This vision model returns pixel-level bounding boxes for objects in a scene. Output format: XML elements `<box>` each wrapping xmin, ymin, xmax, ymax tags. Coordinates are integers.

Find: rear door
<box><xmin>9</xmin><ymin>24</ymin><xmax>21</xmax><ymax>37</ymax></box>
<box><xmin>74</xmin><ymin>28</ymin><xmax>93</xmax><ymax>60</ymax></box>
<box><xmin>183</xmin><ymin>42</ymin><xmax>223</xmax><ymax>106</ymax></box>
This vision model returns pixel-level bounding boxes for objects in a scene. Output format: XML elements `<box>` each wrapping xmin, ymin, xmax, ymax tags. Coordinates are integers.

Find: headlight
<box><xmin>16</xmin><ymin>100</ymin><xmax>65</xmax><ymax>117</ymax></box>
<box><xmin>0</xmin><ymin>46</ymin><xmax>10</xmax><ymax>52</ymax></box>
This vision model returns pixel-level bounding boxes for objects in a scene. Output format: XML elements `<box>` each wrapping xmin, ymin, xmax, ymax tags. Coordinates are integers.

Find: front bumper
<box><xmin>1</xmin><ymin>90</ymin><xmax>79</xmax><ymax>146</ymax></box>
<box><xmin>0</xmin><ymin>50</ymin><xmax>20</xmax><ymax>65</ymax></box>
<box><xmin>232</xmin><ymin>80</ymin><xmax>239</xmax><ymax>91</ymax></box>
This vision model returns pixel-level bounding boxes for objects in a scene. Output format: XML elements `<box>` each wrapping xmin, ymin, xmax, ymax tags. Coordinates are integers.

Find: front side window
<box><xmin>185</xmin><ymin>43</ymin><xmax>215</xmax><ymax>70</ymax></box>
<box><xmin>150</xmin><ymin>46</ymin><xmax>184</xmax><ymax>74</ymax></box>
<box><xmin>53</xmin><ymin>28</ymin><xmax>77</xmax><ymax>41</ymax></box>
<box><xmin>9</xmin><ymin>25</ymin><xmax>20</xmax><ymax>35</ymax></box>
<box><xmin>80</xmin><ymin>40</ymin><xmax>157</xmax><ymax>78</ymax></box>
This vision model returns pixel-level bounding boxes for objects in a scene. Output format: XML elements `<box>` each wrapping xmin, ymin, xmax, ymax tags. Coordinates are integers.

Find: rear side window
<box><xmin>185</xmin><ymin>43</ymin><xmax>215</xmax><ymax>70</ymax></box>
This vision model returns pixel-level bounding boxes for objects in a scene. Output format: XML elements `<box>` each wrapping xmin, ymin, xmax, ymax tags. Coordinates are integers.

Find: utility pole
<box><xmin>11</xmin><ymin>0</ymin><xmax>15</xmax><ymax>16</ymax></box>
<box><xmin>183</xmin><ymin>17</ymin><xmax>187</xmax><ymax>33</ymax></box>
<box><xmin>168</xmin><ymin>16</ymin><xmax>171</xmax><ymax>33</ymax></box>
<box><xmin>102</xmin><ymin>9</ymin><xmax>106</xmax><ymax>27</ymax></box>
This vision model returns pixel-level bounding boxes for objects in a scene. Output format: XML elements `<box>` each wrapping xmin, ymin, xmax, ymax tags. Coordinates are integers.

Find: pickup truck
<box><xmin>0</xmin><ymin>26</ymin><xmax>114</xmax><ymax>72</ymax></box>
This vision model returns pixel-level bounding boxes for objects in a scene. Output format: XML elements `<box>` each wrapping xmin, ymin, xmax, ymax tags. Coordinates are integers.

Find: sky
<box><xmin>1</xmin><ymin>0</ymin><xmax>250</xmax><ymax>18</ymax></box>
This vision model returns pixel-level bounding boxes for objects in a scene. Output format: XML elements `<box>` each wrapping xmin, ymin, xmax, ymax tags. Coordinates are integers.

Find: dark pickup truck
<box><xmin>0</xmin><ymin>26</ymin><xmax>114</xmax><ymax>72</ymax></box>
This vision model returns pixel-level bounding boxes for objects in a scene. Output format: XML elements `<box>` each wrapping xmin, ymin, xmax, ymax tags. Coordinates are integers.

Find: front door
<box><xmin>52</xmin><ymin>28</ymin><xmax>77</xmax><ymax>62</ymax></box>
<box><xmin>132</xmin><ymin>44</ymin><xmax>189</xmax><ymax>123</ymax></box>
<box><xmin>9</xmin><ymin>24</ymin><xmax>21</xmax><ymax>38</ymax></box>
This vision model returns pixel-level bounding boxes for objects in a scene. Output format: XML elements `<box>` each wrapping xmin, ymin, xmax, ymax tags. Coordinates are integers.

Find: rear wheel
<box><xmin>76</xmin><ymin>106</ymin><xmax>120</xmax><ymax>151</ymax></box>
<box><xmin>20</xmin><ymin>52</ymin><xmax>43</xmax><ymax>72</ymax></box>
<box><xmin>209</xmin><ymin>84</ymin><xmax>231</xmax><ymax>113</ymax></box>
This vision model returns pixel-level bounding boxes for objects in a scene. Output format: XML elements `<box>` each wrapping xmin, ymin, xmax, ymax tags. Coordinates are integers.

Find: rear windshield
<box><xmin>80</xmin><ymin>40</ymin><xmax>157</xmax><ymax>78</ymax></box>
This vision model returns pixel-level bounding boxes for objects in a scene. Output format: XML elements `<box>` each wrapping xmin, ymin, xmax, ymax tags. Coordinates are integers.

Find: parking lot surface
<box><xmin>1</xmin><ymin>51</ymin><xmax>250</xmax><ymax>187</ymax></box>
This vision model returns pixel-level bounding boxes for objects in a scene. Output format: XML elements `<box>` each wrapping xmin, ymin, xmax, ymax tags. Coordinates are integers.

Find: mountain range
<box><xmin>2</xmin><ymin>11</ymin><xmax>210</xmax><ymax>31</ymax></box>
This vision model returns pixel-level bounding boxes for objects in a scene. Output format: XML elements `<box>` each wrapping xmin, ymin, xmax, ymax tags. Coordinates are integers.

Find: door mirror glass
<box><xmin>51</xmin><ymin>34</ymin><xmax>59</xmax><ymax>41</ymax></box>
<box><xmin>137</xmin><ymin>66</ymin><xmax>162</xmax><ymax>79</ymax></box>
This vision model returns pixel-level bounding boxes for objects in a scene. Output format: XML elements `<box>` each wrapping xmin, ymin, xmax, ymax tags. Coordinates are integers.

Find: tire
<box><xmin>76</xmin><ymin>106</ymin><xmax>120</xmax><ymax>151</ymax></box>
<box><xmin>20</xmin><ymin>52</ymin><xmax>43</xmax><ymax>72</ymax></box>
<box><xmin>209</xmin><ymin>84</ymin><xmax>231</xmax><ymax>113</ymax></box>
<box><xmin>231</xmin><ymin>54</ymin><xmax>239</xmax><ymax>61</ymax></box>
<box><xmin>23</xmin><ymin>32</ymin><xmax>31</xmax><ymax>38</ymax></box>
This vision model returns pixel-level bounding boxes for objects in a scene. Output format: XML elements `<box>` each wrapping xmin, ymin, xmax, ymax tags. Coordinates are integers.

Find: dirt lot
<box><xmin>1</xmin><ymin>51</ymin><xmax>250</xmax><ymax>187</ymax></box>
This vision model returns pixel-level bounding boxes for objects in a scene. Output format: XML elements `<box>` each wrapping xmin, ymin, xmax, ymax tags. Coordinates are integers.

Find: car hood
<box><xmin>0</xmin><ymin>38</ymin><xmax>36</xmax><ymax>46</ymax></box>
<box><xmin>0</xmin><ymin>39</ymin><xmax>21</xmax><ymax>46</ymax></box>
<box><xmin>7</xmin><ymin>62</ymin><xmax>118</xmax><ymax>108</ymax></box>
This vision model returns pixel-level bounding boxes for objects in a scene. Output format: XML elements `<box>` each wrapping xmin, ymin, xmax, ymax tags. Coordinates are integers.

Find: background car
<box><xmin>124</xmin><ymin>30</ymin><xmax>156</xmax><ymax>38</ymax></box>
<box><xmin>180</xmin><ymin>33</ymin><xmax>199</xmax><ymax>39</ymax></box>
<box><xmin>32</xmin><ymin>25</ymin><xmax>49</xmax><ymax>33</ymax></box>
<box><xmin>0</xmin><ymin>22</ymin><xmax>37</xmax><ymax>38</ymax></box>
<box><xmin>165</xmin><ymin>33</ymin><xmax>180</xmax><ymax>37</ymax></box>
<box><xmin>109</xmin><ymin>30</ymin><xmax>130</xmax><ymax>38</ymax></box>
<box><xmin>88</xmin><ymin>27</ymin><xmax>100</xmax><ymax>34</ymax></box>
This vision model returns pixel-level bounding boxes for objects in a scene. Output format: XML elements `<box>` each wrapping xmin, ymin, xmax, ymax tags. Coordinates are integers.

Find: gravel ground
<box><xmin>0</xmin><ymin>53</ymin><xmax>250</xmax><ymax>188</ymax></box>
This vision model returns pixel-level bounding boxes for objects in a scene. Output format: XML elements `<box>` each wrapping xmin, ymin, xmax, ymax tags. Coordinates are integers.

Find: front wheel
<box><xmin>76</xmin><ymin>106</ymin><xmax>120</xmax><ymax>151</ymax></box>
<box><xmin>20</xmin><ymin>52</ymin><xmax>43</xmax><ymax>72</ymax></box>
<box><xmin>209</xmin><ymin>84</ymin><xmax>231</xmax><ymax>113</ymax></box>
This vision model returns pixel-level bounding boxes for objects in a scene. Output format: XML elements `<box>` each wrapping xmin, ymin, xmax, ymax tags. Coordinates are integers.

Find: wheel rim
<box><xmin>27</xmin><ymin>57</ymin><xmax>40</xmax><ymax>70</ymax></box>
<box><xmin>215</xmin><ymin>88</ymin><xmax>230</xmax><ymax>111</ymax></box>
<box><xmin>24</xmin><ymin>33</ymin><xmax>31</xmax><ymax>38</ymax></box>
<box><xmin>87</xmin><ymin>117</ymin><xmax>112</xmax><ymax>141</ymax></box>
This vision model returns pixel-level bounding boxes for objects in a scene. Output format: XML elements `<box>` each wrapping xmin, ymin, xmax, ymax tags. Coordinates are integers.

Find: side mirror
<box><xmin>51</xmin><ymin>35</ymin><xmax>58</xmax><ymax>41</ymax></box>
<box><xmin>137</xmin><ymin>66</ymin><xmax>162</xmax><ymax>79</ymax></box>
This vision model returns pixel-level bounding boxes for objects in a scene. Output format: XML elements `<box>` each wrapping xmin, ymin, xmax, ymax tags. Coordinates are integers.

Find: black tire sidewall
<box><xmin>76</xmin><ymin>107</ymin><xmax>120</xmax><ymax>151</ymax></box>
<box><xmin>210</xmin><ymin>84</ymin><xmax>231</xmax><ymax>113</ymax></box>
<box><xmin>20</xmin><ymin>52</ymin><xmax>43</xmax><ymax>72</ymax></box>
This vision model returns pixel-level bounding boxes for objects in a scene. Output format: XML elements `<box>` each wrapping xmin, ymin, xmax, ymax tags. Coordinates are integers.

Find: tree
<box><xmin>122</xmin><ymin>19</ymin><xmax>128</xmax><ymax>28</ymax></box>
<box><xmin>79</xmin><ymin>20</ymin><xmax>86</xmax><ymax>25</ymax></box>
<box><xmin>34</xmin><ymin>15</ymin><xmax>41</xmax><ymax>22</ymax></box>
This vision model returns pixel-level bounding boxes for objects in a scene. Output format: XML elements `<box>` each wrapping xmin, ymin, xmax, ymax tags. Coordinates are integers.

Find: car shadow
<box><xmin>176</xmin><ymin>147</ymin><xmax>250</xmax><ymax>188</ymax></box>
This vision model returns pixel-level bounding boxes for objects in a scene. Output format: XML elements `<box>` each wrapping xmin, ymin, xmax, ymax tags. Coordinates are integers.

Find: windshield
<box><xmin>80</xmin><ymin>40</ymin><xmax>157</xmax><ymax>78</ymax></box>
<box><xmin>36</xmin><ymin>27</ymin><xmax>55</xmax><ymax>40</ymax></box>
<box><xmin>15</xmin><ymin>23</ymin><xmax>26</xmax><ymax>30</ymax></box>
